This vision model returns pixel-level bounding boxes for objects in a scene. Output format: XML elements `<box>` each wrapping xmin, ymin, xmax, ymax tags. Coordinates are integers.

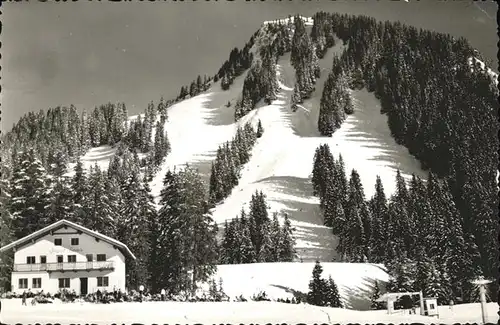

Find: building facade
<box><xmin>0</xmin><ymin>219</ymin><xmax>136</xmax><ymax>295</ymax></box>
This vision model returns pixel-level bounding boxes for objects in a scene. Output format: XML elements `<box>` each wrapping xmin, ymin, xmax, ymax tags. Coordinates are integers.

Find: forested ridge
<box><xmin>0</xmin><ymin>12</ymin><xmax>497</xmax><ymax>305</ymax></box>
<box><xmin>307</xmin><ymin>12</ymin><xmax>498</xmax><ymax>303</ymax></box>
<box><xmin>208</xmin><ymin>121</ymin><xmax>263</xmax><ymax>206</ymax></box>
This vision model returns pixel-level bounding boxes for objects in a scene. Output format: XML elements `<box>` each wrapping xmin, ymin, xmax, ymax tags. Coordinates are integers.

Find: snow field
<box><xmin>2</xmin><ymin>298</ymin><xmax>498</xmax><ymax>324</ymax></box>
<box><xmin>206</xmin><ymin>262</ymin><xmax>390</xmax><ymax>310</ymax></box>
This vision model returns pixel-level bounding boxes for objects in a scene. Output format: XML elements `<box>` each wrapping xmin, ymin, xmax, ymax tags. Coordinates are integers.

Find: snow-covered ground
<box><xmin>2</xmin><ymin>298</ymin><xmax>498</xmax><ymax>324</ymax></box>
<box><xmin>206</xmin><ymin>262</ymin><xmax>390</xmax><ymax>310</ymax></box>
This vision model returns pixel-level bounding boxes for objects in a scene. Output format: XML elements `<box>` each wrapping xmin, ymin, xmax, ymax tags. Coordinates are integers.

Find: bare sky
<box><xmin>2</xmin><ymin>0</ymin><xmax>497</xmax><ymax>131</ymax></box>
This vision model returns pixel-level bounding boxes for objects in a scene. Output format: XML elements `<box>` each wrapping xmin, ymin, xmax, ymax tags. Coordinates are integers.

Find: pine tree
<box><xmin>256</xmin><ymin>119</ymin><xmax>264</xmax><ymax>138</ymax></box>
<box><xmin>45</xmin><ymin>149</ymin><xmax>74</xmax><ymax>224</ymax></box>
<box><xmin>370</xmin><ymin>280</ymin><xmax>384</xmax><ymax>310</ymax></box>
<box><xmin>322</xmin><ymin>179</ymin><xmax>338</xmax><ymax>227</ymax></box>
<box><xmin>221</xmin><ymin>75</ymin><xmax>230</xmax><ymax>91</ymax></box>
<box><xmin>240</xmin><ymin>225</ymin><xmax>257</xmax><ymax>264</ymax></box>
<box><xmin>156</xmin><ymin>166</ymin><xmax>218</xmax><ymax>294</ymax></box>
<box><xmin>278</xmin><ymin>213</ymin><xmax>296</xmax><ymax>262</ymax></box>
<box><xmin>83</xmin><ymin>164</ymin><xmax>116</xmax><ymax>236</ymax></box>
<box><xmin>153</xmin><ymin>121</ymin><xmax>167</xmax><ymax>166</ymax></box>
<box><xmin>71</xmin><ymin>159</ymin><xmax>87</xmax><ymax>225</ymax></box>
<box><xmin>307</xmin><ymin>261</ymin><xmax>328</xmax><ymax>307</ymax></box>
<box><xmin>10</xmin><ymin>149</ymin><xmax>51</xmax><ymax>238</ymax></box>
<box><xmin>46</xmin><ymin>173</ymin><xmax>74</xmax><ymax>224</ymax></box>
<box><xmin>80</xmin><ymin>110</ymin><xmax>91</xmax><ymax>152</ymax></box>
<box><xmin>190</xmin><ymin>81</ymin><xmax>197</xmax><ymax>97</ymax></box>
<box><xmin>291</xmin><ymin>84</ymin><xmax>302</xmax><ymax>112</ymax></box>
<box><xmin>249</xmin><ymin>190</ymin><xmax>268</xmax><ymax>228</ymax></box>
<box><xmin>257</xmin><ymin>222</ymin><xmax>274</xmax><ymax>262</ymax></box>
<box><xmin>196</xmin><ymin>75</ymin><xmax>203</xmax><ymax>94</ymax></box>
<box><xmin>369</xmin><ymin>176</ymin><xmax>388</xmax><ymax>262</ymax></box>
<box><xmin>117</xmin><ymin>170</ymin><xmax>146</xmax><ymax>288</ymax></box>
<box><xmin>0</xmin><ymin>174</ymin><xmax>14</xmax><ymax>292</ymax></box>
<box><xmin>221</xmin><ymin>220</ymin><xmax>238</xmax><ymax>264</ymax></box>
<box><xmin>331</xmin><ymin>200</ymin><xmax>346</xmax><ymax>238</ymax></box>
<box><xmin>326</xmin><ymin>275</ymin><xmax>343</xmax><ymax>308</ymax></box>
<box><xmin>425</xmin><ymin>261</ymin><xmax>444</xmax><ymax>300</ymax></box>
<box><xmin>179</xmin><ymin>86</ymin><xmax>188</xmax><ymax>99</ymax></box>
<box><xmin>270</xmin><ymin>212</ymin><xmax>282</xmax><ymax>261</ymax></box>
<box><xmin>156</xmin><ymin>169</ymin><xmax>188</xmax><ymax>293</ymax></box>
<box><xmin>157</xmin><ymin>97</ymin><xmax>169</xmax><ymax>122</ymax></box>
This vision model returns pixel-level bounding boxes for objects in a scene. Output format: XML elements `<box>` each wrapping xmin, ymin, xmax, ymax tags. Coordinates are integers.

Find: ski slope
<box><xmin>2</xmin><ymin>298</ymin><xmax>498</xmax><ymax>324</ymax></box>
<box><xmin>207</xmin><ymin>40</ymin><xmax>427</xmax><ymax>262</ymax></box>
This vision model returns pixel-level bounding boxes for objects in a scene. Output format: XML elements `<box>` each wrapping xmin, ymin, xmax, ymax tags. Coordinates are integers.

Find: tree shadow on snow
<box><xmin>184</xmin><ymin>154</ymin><xmax>216</xmax><ymax>191</ymax></box>
<box><xmin>344</xmin><ymin>89</ymin><xmax>427</xmax><ymax>178</ymax></box>
<box><xmin>269</xmin><ymin>284</ymin><xmax>308</xmax><ymax>302</ymax></box>
<box><xmin>293</xmin><ymin>228</ymin><xmax>339</xmax><ymax>262</ymax></box>
<box><xmin>203</xmin><ymin>71</ymin><xmax>250</xmax><ymax>126</ymax></box>
<box><xmin>341</xmin><ymin>276</ymin><xmax>379</xmax><ymax>311</ymax></box>
<box><xmin>255</xmin><ymin>175</ymin><xmax>314</xmax><ymax>200</ymax></box>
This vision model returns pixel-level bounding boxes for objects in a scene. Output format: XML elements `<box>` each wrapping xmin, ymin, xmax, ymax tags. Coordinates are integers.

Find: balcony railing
<box><xmin>13</xmin><ymin>261</ymin><xmax>115</xmax><ymax>272</ymax></box>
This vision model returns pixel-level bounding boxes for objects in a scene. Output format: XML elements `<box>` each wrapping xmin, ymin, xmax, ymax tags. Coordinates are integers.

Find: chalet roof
<box><xmin>0</xmin><ymin>219</ymin><xmax>136</xmax><ymax>260</ymax></box>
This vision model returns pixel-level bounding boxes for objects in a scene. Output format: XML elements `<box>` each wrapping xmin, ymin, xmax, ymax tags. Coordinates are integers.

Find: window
<box><xmin>96</xmin><ymin>254</ymin><xmax>106</xmax><ymax>262</ymax></box>
<box><xmin>40</xmin><ymin>256</ymin><xmax>47</xmax><ymax>264</ymax></box>
<box><xmin>32</xmin><ymin>278</ymin><xmax>42</xmax><ymax>289</ymax></box>
<box><xmin>97</xmin><ymin>276</ymin><xmax>109</xmax><ymax>287</ymax></box>
<box><xmin>19</xmin><ymin>278</ymin><xmax>28</xmax><ymax>289</ymax></box>
<box><xmin>71</xmin><ymin>238</ymin><xmax>79</xmax><ymax>246</ymax></box>
<box><xmin>67</xmin><ymin>255</ymin><xmax>76</xmax><ymax>263</ymax></box>
<box><xmin>26</xmin><ymin>256</ymin><xmax>35</xmax><ymax>264</ymax></box>
<box><xmin>54</xmin><ymin>238</ymin><xmax>62</xmax><ymax>246</ymax></box>
<box><xmin>430</xmin><ymin>303</ymin><xmax>435</xmax><ymax>309</ymax></box>
<box><xmin>86</xmin><ymin>254</ymin><xmax>93</xmax><ymax>262</ymax></box>
<box><xmin>57</xmin><ymin>255</ymin><xmax>63</xmax><ymax>263</ymax></box>
<box><xmin>58</xmin><ymin>278</ymin><xmax>70</xmax><ymax>289</ymax></box>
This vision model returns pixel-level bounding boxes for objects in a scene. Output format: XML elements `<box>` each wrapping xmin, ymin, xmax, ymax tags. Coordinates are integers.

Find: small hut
<box><xmin>422</xmin><ymin>297</ymin><xmax>439</xmax><ymax>317</ymax></box>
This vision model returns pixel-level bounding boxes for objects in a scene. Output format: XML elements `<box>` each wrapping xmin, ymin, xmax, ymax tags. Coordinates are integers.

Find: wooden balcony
<box><xmin>13</xmin><ymin>261</ymin><xmax>115</xmax><ymax>273</ymax></box>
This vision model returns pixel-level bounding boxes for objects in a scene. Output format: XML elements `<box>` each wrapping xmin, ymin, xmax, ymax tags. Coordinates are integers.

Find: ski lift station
<box><xmin>376</xmin><ymin>291</ymin><xmax>439</xmax><ymax>318</ymax></box>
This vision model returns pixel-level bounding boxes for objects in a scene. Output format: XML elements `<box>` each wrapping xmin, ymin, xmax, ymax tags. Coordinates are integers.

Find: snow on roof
<box><xmin>0</xmin><ymin>219</ymin><xmax>136</xmax><ymax>260</ymax></box>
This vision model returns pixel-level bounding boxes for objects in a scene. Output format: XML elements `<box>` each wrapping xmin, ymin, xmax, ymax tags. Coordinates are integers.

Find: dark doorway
<box><xmin>80</xmin><ymin>277</ymin><xmax>88</xmax><ymax>296</ymax></box>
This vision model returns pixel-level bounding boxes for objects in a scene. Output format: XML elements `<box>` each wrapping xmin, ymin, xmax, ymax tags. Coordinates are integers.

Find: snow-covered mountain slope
<box><xmin>206</xmin><ymin>43</ymin><xmax>427</xmax><ymax>262</ymax></box>
<box><xmin>141</xmin><ymin>19</ymin><xmax>428</xmax><ymax>262</ymax></box>
<box><xmin>206</xmin><ymin>262</ymin><xmax>389</xmax><ymax>310</ymax></box>
<box><xmin>61</xmin><ymin>17</ymin><xmax>429</xmax><ymax>263</ymax></box>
